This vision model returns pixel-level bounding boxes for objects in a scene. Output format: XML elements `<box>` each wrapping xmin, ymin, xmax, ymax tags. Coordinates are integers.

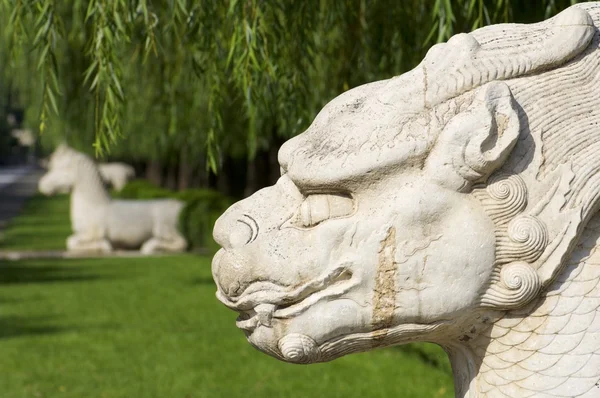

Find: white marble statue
<box><xmin>42</xmin><ymin>145</ymin><xmax>135</xmax><ymax>191</ymax></box>
<box><xmin>38</xmin><ymin>146</ymin><xmax>187</xmax><ymax>254</ymax></box>
<box><xmin>211</xmin><ymin>4</ymin><xmax>600</xmax><ymax>397</ymax></box>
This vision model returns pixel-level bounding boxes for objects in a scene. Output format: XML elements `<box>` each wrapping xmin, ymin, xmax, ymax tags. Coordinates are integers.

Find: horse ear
<box><xmin>425</xmin><ymin>81</ymin><xmax>520</xmax><ymax>192</ymax></box>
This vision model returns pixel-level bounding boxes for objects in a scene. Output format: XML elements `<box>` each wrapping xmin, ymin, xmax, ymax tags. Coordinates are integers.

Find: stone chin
<box><xmin>213</xmin><ymin>248</ymin><xmax>451</xmax><ymax>364</ymax></box>
<box><xmin>224</xmin><ymin>290</ymin><xmax>448</xmax><ymax>365</ymax></box>
<box><xmin>250</xmin><ymin>323</ymin><xmax>451</xmax><ymax>366</ymax></box>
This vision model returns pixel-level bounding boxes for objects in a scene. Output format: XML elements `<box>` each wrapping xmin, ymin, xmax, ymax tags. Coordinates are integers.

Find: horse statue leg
<box><xmin>140</xmin><ymin>230</ymin><xmax>187</xmax><ymax>255</ymax></box>
<box><xmin>67</xmin><ymin>233</ymin><xmax>113</xmax><ymax>253</ymax></box>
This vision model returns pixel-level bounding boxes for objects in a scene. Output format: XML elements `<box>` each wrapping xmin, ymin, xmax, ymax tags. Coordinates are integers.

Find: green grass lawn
<box><xmin>0</xmin><ymin>195</ymin><xmax>454</xmax><ymax>398</ymax></box>
<box><xmin>0</xmin><ymin>194</ymin><xmax>72</xmax><ymax>250</ymax></box>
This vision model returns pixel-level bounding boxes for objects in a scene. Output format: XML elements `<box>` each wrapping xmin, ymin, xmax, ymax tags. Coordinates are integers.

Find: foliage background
<box><xmin>0</xmin><ymin>0</ymin><xmax>584</xmax><ymax>195</ymax></box>
<box><xmin>0</xmin><ymin>2</ymin><xmax>588</xmax><ymax>396</ymax></box>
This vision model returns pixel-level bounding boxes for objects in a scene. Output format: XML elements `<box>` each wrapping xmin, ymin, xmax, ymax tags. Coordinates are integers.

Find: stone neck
<box><xmin>72</xmin><ymin>156</ymin><xmax>110</xmax><ymax>205</ymax></box>
<box><xmin>445</xmin><ymin>343</ymin><xmax>482</xmax><ymax>398</ymax></box>
<box><xmin>444</xmin><ymin>234</ymin><xmax>600</xmax><ymax>397</ymax></box>
<box><xmin>72</xmin><ymin>183</ymin><xmax>110</xmax><ymax>205</ymax></box>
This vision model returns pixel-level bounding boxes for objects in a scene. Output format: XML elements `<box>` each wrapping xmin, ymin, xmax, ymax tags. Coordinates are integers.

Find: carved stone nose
<box><xmin>212</xmin><ymin>249</ymin><xmax>254</xmax><ymax>298</ymax></box>
<box><xmin>213</xmin><ymin>211</ymin><xmax>259</xmax><ymax>250</ymax></box>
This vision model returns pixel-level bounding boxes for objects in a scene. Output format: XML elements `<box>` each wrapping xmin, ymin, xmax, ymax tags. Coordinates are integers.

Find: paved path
<box><xmin>0</xmin><ymin>166</ymin><xmax>35</xmax><ymax>190</ymax></box>
<box><xmin>0</xmin><ymin>166</ymin><xmax>44</xmax><ymax>230</ymax></box>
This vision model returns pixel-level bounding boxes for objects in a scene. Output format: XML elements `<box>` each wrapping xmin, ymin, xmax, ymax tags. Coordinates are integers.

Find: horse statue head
<box><xmin>212</xmin><ymin>4</ymin><xmax>600</xmax><ymax>396</ymax></box>
<box><xmin>38</xmin><ymin>145</ymin><xmax>79</xmax><ymax>195</ymax></box>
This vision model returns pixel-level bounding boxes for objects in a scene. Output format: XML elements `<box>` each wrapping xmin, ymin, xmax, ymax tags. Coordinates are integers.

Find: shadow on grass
<box><xmin>0</xmin><ymin>233</ymin><xmax>70</xmax><ymax>249</ymax></box>
<box><xmin>0</xmin><ymin>315</ymin><xmax>69</xmax><ymax>339</ymax></box>
<box><xmin>0</xmin><ymin>315</ymin><xmax>120</xmax><ymax>340</ymax></box>
<box><xmin>2</xmin><ymin>218</ymin><xmax>67</xmax><ymax>228</ymax></box>
<box><xmin>0</xmin><ymin>296</ymin><xmax>31</xmax><ymax>303</ymax></box>
<box><xmin>0</xmin><ymin>261</ymin><xmax>120</xmax><ymax>285</ymax></box>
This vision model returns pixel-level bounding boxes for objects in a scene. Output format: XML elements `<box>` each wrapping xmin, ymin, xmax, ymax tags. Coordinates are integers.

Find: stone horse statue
<box><xmin>38</xmin><ymin>146</ymin><xmax>187</xmax><ymax>254</ymax></box>
<box><xmin>212</xmin><ymin>4</ymin><xmax>600</xmax><ymax>397</ymax></box>
<box><xmin>42</xmin><ymin>144</ymin><xmax>135</xmax><ymax>191</ymax></box>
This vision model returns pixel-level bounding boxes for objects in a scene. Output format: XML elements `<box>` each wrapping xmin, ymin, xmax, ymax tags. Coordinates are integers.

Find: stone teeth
<box><xmin>255</xmin><ymin>304</ymin><xmax>277</xmax><ymax>327</ymax></box>
<box><xmin>236</xmin><ymin>315</ymin><xmax>258</xmax><ymax>331</ymax></box>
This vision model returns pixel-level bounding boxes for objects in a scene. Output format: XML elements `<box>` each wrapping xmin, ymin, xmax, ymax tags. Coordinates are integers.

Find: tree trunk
<box><xmin>191</xmin><ymin>166</ymin><xmax>209</xmax><ymax>189</ymax></box>
<box><xmin>165</xmin><ymin>161</ymin><xmax>178</xmax><ymax>191</ymax></box>
<box><xmin>244</xmin><ymin>156</ymin><xmax>257</xmax><ymax>198</ymax></box>
<box><xmin>178</xmin><ymin>149</ymin><xmax>193</xmax><ymax>191</ymax></box>
<box><xmin>217</xmin><ymin>157</ymin><xmax>232</xmax><ymax>196</ymax></box>
<box><xmin>268</xmin><ymin>137</ymin><xmax>284</xmax><ymax>186</ymax></box>
<box><xmin>146</xmin><ymin>160</ymin><xmax>163</xmax><ymax>187</ymax></box>
<box><xmin>244</xmin><ymin>131</ymin><xmax>285</xmax><ymax>197</ymax></box>
<box><xmin>244</xmin><ymin>151</ymin><xmax>270</xmax><ymax>197</ymax></box>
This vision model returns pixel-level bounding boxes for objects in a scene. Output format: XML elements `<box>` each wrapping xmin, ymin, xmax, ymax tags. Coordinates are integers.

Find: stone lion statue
<box><xmin>212</xmin><ymin>4</ymin><xmax>600</xmax><ymax>397</ymax></box>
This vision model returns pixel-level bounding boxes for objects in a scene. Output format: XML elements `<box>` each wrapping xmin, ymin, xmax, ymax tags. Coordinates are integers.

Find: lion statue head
<box><xmin>212</xmin><ymin>4</ymin><xmax>600</xmax><ymax>396</ymax></box>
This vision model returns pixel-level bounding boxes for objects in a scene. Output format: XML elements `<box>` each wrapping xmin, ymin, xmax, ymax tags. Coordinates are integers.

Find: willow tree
<box><xmin>0</xmin><ymin>0</ymin><xmax>581</xmax><ymax>195</ymax></box>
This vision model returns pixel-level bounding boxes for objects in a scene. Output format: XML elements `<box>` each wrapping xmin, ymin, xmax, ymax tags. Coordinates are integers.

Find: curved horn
<box><xmin>378</xmin><ymin>7</ymin><xmax>594</xmax><ymax>112</ymax></box>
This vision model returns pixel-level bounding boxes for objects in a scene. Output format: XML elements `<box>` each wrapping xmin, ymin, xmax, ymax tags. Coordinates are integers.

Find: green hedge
<box><xmin>113</xmin><ymin>180</ymin><xmax>234</xmax><ymax>251</ymax></box>
<box><xmin>113</xmin><ymin>180</ymin><xmax>172</xmax><ymax>199</ymax></box>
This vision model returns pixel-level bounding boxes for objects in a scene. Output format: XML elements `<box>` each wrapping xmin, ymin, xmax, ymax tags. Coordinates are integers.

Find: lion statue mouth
<box><xmin>215</xmin><ymin>262</ymin><xmax>356</xmax><ymax>333</ymax></box>
<box><xmin>214</xmin><ymin>249</ymin><xmax>450</xmax><ymax>365</ymax></box>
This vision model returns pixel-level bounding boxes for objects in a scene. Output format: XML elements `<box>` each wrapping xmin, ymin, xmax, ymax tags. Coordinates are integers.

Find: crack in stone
<box><xmin>372</xmin><ymin>226</ymin><xmax>398</xmax><ymax>341</ymax></box>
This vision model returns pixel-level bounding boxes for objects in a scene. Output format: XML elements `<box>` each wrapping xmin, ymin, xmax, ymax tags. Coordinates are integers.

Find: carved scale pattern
<box><xmin>473</xmin><ymin>213</ymin><xmax>600</xmax><ymax>397</ymax></box>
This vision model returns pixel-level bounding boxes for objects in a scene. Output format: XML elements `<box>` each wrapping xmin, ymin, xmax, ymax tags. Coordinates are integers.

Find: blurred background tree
<box><xmin>0</xmin><ymin>0</ymin><xmax>582</xmax><ymax>197</ymax></box>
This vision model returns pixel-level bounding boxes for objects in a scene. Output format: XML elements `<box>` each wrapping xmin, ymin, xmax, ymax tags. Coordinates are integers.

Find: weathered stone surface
<box><xmin>38</xmin><ymin>146</ymin><xmax>186</xmax><ymax>254</ymax></box>
<box><xmin>212</xmin><ymin>4</ymin><xmax>600</xmax><ymax>397</ymax></box>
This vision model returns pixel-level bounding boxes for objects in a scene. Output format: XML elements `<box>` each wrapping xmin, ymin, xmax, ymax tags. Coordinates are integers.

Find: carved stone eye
<box><xmin>298</xmin><ymin>194</ymin><xmax>354</xmax><ymax>228</ymax></box>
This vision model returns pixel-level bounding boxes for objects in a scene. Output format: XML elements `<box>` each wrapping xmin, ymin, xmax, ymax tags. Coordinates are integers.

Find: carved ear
<box><xmin>425</xmin><ymin>82</ymin><xmax>520</xmax><ymax>192</ymax></box>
